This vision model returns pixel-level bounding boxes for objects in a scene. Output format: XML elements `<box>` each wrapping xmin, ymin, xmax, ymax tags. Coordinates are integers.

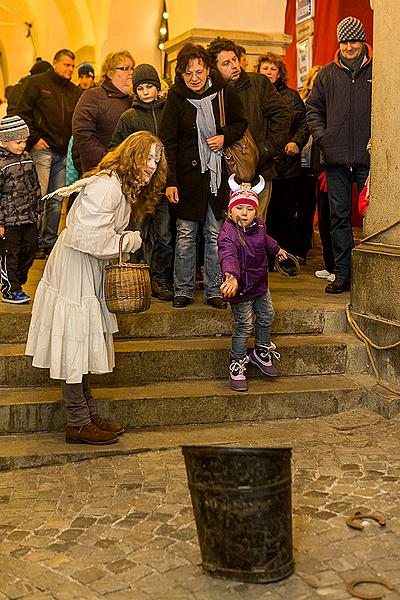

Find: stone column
<box><xmin>351</xmin><ymin>0</ymin><xmax>400</xmax><ymax>387</ymax></box>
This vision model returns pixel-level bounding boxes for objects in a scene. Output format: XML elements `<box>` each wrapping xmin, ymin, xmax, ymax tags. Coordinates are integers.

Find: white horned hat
<box><xmin>228</xmin><ymin>174</ymin><xmax>265</xmax><ymax>211</ymax></box>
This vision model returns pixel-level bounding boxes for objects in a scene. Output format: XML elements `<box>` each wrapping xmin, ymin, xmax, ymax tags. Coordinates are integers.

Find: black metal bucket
<box><xmin>182</xmin><ymin>445</ymin><xmax>293</xmax><ymax>584</ymax></box>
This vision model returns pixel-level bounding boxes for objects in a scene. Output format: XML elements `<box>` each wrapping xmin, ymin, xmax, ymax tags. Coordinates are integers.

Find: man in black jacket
<box><xmin>16</xmin><ymin>49</ymin><xmax>81</xmax><ymax>254</ymax></box>
<box><xmin>207</xmin><ymin>38</ymin><xmax>289</xmax><ymax>220</ymax></box>
<box><xmin>306</xmin><ymin>17</ymin><xmax>372</xmax><ymax>294</ymax></box>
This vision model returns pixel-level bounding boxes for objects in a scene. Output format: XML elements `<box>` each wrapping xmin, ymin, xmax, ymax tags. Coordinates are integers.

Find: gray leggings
<box><xmin>61</xmin><ymin>374</ymin><xmax>97</xmax><ymax>426</ymax></box>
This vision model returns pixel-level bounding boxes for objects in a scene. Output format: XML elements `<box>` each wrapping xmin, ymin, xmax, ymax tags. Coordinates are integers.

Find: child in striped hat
<box><xmin>218</xmin><ymin>175</ymin><xmax>287</xmax><ymax>391</ymax></box>
<box><xmin>0</xmin><ymin>115</ymin><xmax>41</xmax><ymax>303</ymax></box>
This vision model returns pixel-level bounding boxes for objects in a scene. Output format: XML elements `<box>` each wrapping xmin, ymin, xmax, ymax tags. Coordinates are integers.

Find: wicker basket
<box><xmin>104</xmin><ymin>233</ymin><xmax>151</xmax><ymax>314</ymax></box>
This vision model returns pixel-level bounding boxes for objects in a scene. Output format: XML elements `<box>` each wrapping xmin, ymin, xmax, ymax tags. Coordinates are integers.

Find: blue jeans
<box><xmin>325</xmin><ymin>165</ymin><xmax>369</xmax><ymax>283</ymax></box>
<box><xmin>174</xmin><ymin>204</ymin><xmax>223</xmax><ymax>299</ymax></box>
<box><xmin>230</xmin><ymin>291</ymin><xmax>275</xmax><ymax>359</ymax></box>
<box><xmin>30</xmin><ymin>147</ymin><xmax>67</xmax><ymax>252</ymax></box>
<box><xmin>150</xmin><ymin>197</ymin><xmax>173</xmax><ymax>283</ymax></box>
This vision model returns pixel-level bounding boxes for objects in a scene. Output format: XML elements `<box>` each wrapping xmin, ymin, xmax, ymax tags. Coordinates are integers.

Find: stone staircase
<box><xmin>0</xmin><ymin>285</ymin><xmax>390</xmax><ymax>435</ymax></box>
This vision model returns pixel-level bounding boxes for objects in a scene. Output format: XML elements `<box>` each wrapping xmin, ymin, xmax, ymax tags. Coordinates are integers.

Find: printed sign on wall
<box><xmin>296</xmin><ymin>0</ymin><xmax>314</xmax><ymax>24</ymax></box>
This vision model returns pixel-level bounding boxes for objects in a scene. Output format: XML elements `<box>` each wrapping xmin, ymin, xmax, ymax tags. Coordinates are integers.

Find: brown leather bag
<box><xmin>218</xmin><ymin>88</ymin><xmax>260</xmax><ymax>183</ymax></box>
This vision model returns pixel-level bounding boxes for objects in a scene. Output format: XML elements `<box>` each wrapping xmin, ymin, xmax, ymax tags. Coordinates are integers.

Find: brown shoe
<box><xmin>66</xmin><ymin>423</ymin><xmax>118</xmax><ymax>445</ymax></box>
<box><xmin>91</xmin><ymin>414</ymin><xmax>125</xmax><ymax>435</ymax></box>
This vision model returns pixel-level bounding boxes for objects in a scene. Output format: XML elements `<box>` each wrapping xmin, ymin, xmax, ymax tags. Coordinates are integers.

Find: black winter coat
<box><xmin>72</xmin><ymin>78</ymin><xmax>132</xmax><ymax>173</ymax></box>
<box><xmin>110</xmin><ymin>97</ymin><xmax>165</xmax><ymax>148</ymax></box>
<box><xmin>0</xmin><ymin>147</ymin><xmax>41</xmax><ymax>227</ymax></box>
<box><xmin>232</xmin><ymin>70</ymin><xmax>290</xmax><ymax>181</ymax></box>
<box><xmin>159</xmin><ymin>70</ymin><xmax>247</xmax><ymax>223</ymax></box>
<box><xmin>306</xmin><ymin>47</ymin><xmax>372</xmax><ymax>168</ymax></box>
<box><xmin>273</xmin><ymin>80</ymin><xmax>309</xmax><ymax>179</ymax></box>
<box><xmin>15</xmin><ymin>69</ymin><xmax>81</xmax><ymax>154</ymax></box>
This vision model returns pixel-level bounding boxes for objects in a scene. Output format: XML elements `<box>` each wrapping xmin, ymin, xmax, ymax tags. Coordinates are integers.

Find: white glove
<box><xmin>122</xmin><ymin>231</ymin><xmax>142</xmax><ymax>253</ymax></box>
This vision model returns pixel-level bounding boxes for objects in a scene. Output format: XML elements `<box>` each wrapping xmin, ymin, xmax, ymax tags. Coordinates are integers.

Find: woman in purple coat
<box><xmin>218</xmin><ymin>175</ymin><xmax>287</xmax><ymax>392</ymax></box>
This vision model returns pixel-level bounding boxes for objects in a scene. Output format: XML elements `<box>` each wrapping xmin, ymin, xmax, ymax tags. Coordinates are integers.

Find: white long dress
<box><xmin>25</xmin><ymin>173</ymin><xmax>141</xmax><ymax>384</ymax></box>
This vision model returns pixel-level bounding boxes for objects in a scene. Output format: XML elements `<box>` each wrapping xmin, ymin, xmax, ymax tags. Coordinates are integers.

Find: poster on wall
<box><xmin>296</xmin><ymin>0</ymin><xmax>314</xmax><ymax>24</ymax></box>
<box><xmin>297</xmin><ymin>36</ymin><xmax>313</xmax><ymax>89</ymax></box>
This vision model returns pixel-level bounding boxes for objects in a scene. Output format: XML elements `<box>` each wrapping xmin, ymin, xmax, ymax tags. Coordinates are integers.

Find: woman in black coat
<box><xmin>159</xmin><ymin>43</ymin><xmax>247</xmax><ymax>308</ymax></box>
<box><xmin>257</xmin><ymin>53</ymin><xmax>309</xmax><ymax>273</ymax></box>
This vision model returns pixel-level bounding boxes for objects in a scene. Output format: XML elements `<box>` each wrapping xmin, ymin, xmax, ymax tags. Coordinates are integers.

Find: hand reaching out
<box><xmin>220</xmin><ymin>272</ymin><xmax>238</xmax><ymax>298</ymax></box>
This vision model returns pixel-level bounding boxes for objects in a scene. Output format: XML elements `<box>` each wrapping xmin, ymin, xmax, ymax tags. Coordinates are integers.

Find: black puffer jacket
<box><xmin>232</xmin><ymin>70</ymin><xmax>290</xmax><ymax>181</ymax></box>
<box><xmin>109</xmin><ymin>97</ymin><xmax>165</xmax><ymax>148</ymax></box>
<box><xmin>15</xmin><ymin>69</ymin><xmax>81</xmax><ymax>154</ymax></box>
<box><xmin>306</xmin><ymin>46</ymin><xmax>372</xmax><ymax>167</ymax></box>
<box><xmin>0</xmin><ymin>147</ymin><xmax>41</xmax><ymax>227</ymax></box>
<box><xmin>273</xmin><ymin>80</ymin><xmax>309</xmax><ymax>179</ymax></box>
<box><xmin>159</xmin><ymin>69</ymin><xmax>247</xmax><ymax>223</ymax></box>
<box><xmin>72</xmin><ymin>78</ymin><xmax>132</xmax><ymax>173</ymax></box>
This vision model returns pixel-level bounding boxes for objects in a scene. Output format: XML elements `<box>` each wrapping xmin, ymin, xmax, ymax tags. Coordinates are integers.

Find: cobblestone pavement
<box><xmin>0</xmin><ymin>409</ymin><xmax>399</xmax><ymax>599</ymax></box>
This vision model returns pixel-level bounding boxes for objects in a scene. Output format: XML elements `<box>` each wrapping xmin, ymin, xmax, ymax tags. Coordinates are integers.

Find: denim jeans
<box><xmin>174</xmin><ymin>204</ymin><xmax>223</xmax><ymax>299</ymax></box>
<box><xmin>230</xmin><ymin>291</ymin><xmax>275</xmax><ymax>359</ymax></box>
<box><xmin>150</xmin><ymin>196</ymin><xmax>174</xmax><ymax>283</ymax></box>
<box><xmin>325</xmin><ymin>165</ymin><xmax>369</xmax><ymax>283</ymax></box>
<box><xmin>30</xmin><ymin>147</ymin><xmax>67</xmax><ymax>252</ymax></box>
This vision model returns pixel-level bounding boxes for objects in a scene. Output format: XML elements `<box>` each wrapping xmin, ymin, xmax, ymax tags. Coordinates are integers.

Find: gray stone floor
<box><xmin>1</xmin><ymin>408</ymin><xmax>400</xmax><ymax>599</ymax></box>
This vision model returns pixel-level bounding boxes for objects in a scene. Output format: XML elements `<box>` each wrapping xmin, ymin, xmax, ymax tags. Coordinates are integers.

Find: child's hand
<box><xmin>277</xmin><ymin>248</ymin><xmax>288</xmax><ymax>261</ymax></box>
<box><xmin>220</xmin><ymin>272</ymin><xmax>238</xmax><ymax>298</ymax></box>
<box><xmin>0</xmin><ymin>226</ymin><xmax>4</xmax><ymax>238</ymax></box>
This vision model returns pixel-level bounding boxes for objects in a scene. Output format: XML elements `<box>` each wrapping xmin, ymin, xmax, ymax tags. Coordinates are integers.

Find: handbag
<box><xmin>104</xmin><ymin>233</ymin><xmax>151</xmax><ymax>314</ymax></box>
<box><xmin>218</xmin><ymin>88</ymin><xmax>260</xmax><ymax>183</ymax></box>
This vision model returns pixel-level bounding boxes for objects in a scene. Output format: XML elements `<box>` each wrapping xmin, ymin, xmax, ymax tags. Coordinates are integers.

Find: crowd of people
<box><xmin>0</xmin><ymin>15</ymin><xmax>372</xmax><ymax>443</ymax></box>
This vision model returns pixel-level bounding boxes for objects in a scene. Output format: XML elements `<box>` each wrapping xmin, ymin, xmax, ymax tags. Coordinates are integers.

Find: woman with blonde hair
<box><xmin>72</xmin><ymin>50</ymin><xmax>135</xmax><ymax>173</ymax></box>
<box><xmin>26</xmin><ymin>131</ymin><xmax>167</xmax><ymax>445</ymax></box>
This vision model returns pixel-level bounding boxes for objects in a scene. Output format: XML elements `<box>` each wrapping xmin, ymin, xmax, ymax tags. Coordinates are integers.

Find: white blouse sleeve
<box><xmin>63</xmin><ymin>173</ymin><xmax>135</xmax><ymax>260</ymax></box>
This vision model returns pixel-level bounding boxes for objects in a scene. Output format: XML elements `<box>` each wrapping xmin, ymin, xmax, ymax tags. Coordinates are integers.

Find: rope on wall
<box><xmin>346</xmin><ymin>217</ymin><xmax>400</xmax><ymax>397</ymax></box>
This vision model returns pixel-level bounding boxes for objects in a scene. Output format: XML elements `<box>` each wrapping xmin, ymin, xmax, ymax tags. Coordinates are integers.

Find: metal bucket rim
<box><xmin>182</xmin><ymin>445</ymin><xmax>292</xmax><ymax>456</ymax></box>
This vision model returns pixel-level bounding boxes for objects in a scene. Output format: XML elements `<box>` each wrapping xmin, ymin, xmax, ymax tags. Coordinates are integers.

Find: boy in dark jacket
<box><xmin>0</xmin><ymin>115</ymin><xmax>41</xmax><ymax>303</ymax></box>
<box><xmin>218</xmin><ymin>175</ymin><xmax>287</xmax><ymax>391</ymax></box>
<box><xmin>110</xmin><ymin>64</ymin><xmax>174</xmax><ymax>301</ymax></box>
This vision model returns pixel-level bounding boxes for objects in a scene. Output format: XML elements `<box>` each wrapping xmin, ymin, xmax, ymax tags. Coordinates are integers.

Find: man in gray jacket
<box><xmin>208</xmin><ymin>38</ymin><xmax>289</xmax><ymax>220</ymax></box>
<box><xmin>306</xmin><ymin>17</ymin><xmax>372</xmax><ymax>294</ymax></box>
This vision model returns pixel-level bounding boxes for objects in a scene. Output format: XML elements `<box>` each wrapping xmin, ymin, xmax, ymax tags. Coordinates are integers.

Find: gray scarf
<box><xmin>187</xmin><ymin>92</ymin><xmax>221</xmax><ymax>195</ymax></box>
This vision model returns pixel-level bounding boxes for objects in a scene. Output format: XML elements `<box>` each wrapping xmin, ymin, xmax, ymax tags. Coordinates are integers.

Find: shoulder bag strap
<box><xmin>218</xmin><ymin>88</ymin><xmax>226</xmax><ymax>128</ymax></box>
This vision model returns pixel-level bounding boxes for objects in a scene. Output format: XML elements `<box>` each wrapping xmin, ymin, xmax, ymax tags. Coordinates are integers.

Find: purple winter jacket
<box><xmin>218</xmin><ymin>217</ymin><xmax>280</xmax><ymax>304</ymax></box>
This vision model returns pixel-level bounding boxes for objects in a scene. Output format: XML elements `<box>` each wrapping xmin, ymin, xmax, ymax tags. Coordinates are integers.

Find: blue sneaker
<box><xmin>2</xmin><ymin>289</ymin><xmax>31</xmax><ymax>304</ymax></box>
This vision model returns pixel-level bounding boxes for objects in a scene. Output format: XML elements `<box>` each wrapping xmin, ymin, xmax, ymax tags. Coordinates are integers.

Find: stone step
<box><xmin>1</xmin><ymin>334</ymin><xmax>367</xmax><ymax>388</ymax></box>
<box><xmin>0</xmin><ymin>374</ymin><xmax>375</xmax><ymax>435</ymax></box>
<box><xmin>0</xmin><ymin>301</ymin><xmax>345</xmax><ymax>343</ymax></box>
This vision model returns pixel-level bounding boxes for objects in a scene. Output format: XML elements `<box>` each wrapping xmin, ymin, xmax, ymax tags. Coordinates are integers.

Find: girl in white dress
<box><xmin>26</xmin><ymin>131</ymin><xmax>167</xmax><ymax>445</ymax></box>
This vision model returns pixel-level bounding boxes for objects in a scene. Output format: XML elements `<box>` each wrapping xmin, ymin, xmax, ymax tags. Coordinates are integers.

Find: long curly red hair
<box><xmin>85</xmin><ymin>131</ymin><xmax>167</xmax><ymax>223</ymax></box>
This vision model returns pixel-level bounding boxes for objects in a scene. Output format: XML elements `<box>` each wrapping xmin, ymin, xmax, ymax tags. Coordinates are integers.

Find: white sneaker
<box><xmin>315</xmin><ymin>269</ymin><xmax>334</xmax><ymax>280</ymax></box>
<box><xmin>327</xmin><ymin>273</ymin><xmax>336</xmax><ymax>282</ymax></box>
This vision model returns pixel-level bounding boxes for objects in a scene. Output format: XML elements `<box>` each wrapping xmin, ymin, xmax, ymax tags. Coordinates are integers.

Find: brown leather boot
<box><xmin>66</xmin><ymin>423</ymin><xmax>118</xmax><ymax>445</ymax></box>
<box><xmin>91</xmin><ymin>414</ymin><xmax>125</xmax><ymax>435</ymax></box>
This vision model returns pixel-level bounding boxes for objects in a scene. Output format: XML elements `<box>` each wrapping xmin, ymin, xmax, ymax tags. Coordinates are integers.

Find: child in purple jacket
<box><xmin>218</xmin><ymin>175</ymin><xmax>287</xmax><ymax>391</ymax></box>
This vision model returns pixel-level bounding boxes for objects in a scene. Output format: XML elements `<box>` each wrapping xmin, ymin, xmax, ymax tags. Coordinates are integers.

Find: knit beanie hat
<box><xmin>78</xmin><ymin>63</ymin><xmax>95</xmax><ymax>78</ymax></box>
<box><xmin>30</xmin><ymin>60</ymin><xmax>52</xmax><ymax>75</ymax></box>
<box><xmin>337</xmin><ymin>16</ymin><xmax>366</xmax><ymax>43</ymax></box>
<box><xmin>228</xmin><ymin>188</ymin><xmax>259</xmax><ymax>212</ymax></box>
<box><xmin>0</xmin><ymin>115</ymin><xmax>30</xmax><ymax>142</ymax></box>
<box><xmin>133</xmin><ymin>64</ymin><xmax>161</xmax><ymax>92</ymax></box>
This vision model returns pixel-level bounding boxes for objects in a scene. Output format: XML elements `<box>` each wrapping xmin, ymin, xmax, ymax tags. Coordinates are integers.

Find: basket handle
<box><xmin>118</xmin><ymin>232</ymin><xmax>127</xmax><ymax>265</ymax></box>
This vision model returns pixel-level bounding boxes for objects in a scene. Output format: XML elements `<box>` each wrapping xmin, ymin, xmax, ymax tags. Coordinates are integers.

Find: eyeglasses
<box><xmin>183</xmin><ymin>69</ymin><xmax>206</xmax><ymax>79</ymax></box>
<box><xmin>114</xmin><ymin>66</ymin><xmax>134</xmax><ymax>72</ymax></box>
